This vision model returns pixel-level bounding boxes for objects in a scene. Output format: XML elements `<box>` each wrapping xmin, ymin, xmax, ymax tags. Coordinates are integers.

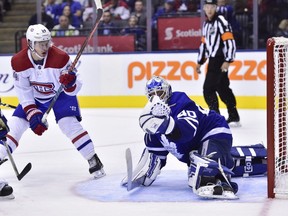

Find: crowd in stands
<box><xmin>16</xmin><ymin>0</ymin><xmax>288</xmax><ymax>51</ymax></box>
<box><xmin>0</xmin><ymin>0</ymin><xmax>11</xmax><ymax>22</ymax></box>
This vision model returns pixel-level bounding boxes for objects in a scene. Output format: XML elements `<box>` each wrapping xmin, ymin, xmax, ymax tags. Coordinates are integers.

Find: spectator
<box><xmin>28</xmin><ymin>3</ymin><xmax>55</xmax><ymax>30</ymax></box>
<box><xmin>175</xmin><ymin>0</ymin><xmax>200</xmax><ymax>13</ymax></box>
<box><xmin>152</xmin><ymin>0</ymin><xmax>176</xmax><ymax>29</ymax></box>
<box><xmin>275</xmin><ymin>19</ymin><xmax>288</xmax><ymax>38</ymax></box>
<box><xmin>51</xmin><ymin>15</ymin><xmax>80</xmax><ymax>36</ymax></box>
<box><xmin>130</xmin><ymin>0</ymin><xmax>146</xmax><ymax>27</ymax></box>
<box><xmin>82</xmin><ymin>0</ymin><xmax>95</xmax><ymax>28</ymax></box>
<box><xmin>44</xmin><ymin>0</ymin><xmax>62</xmax><ymax>25</ymax></box>
<box><xmin>60</xmin><ymin>0</ymin><xmax>83</xmax><ymax>28</ymax></box>
<box><xmin>98</xmin><ymin>10</ymin><xmax>119</xmax><ymax>35</ymax></box>
<box><xmin>103</xmin><ymin>0</ymin><xmax>130</xmax><ymax>20</ymax></box>
<box><xmin>152</xmin><ymin>0</ymin><xmax>176</xmax><ymax>50</ymax></box>
<box><xmin>121</xmin><ymin>15</ymin><xmax>146</xmax><ymax>51</ymax></box>
<box><xmin>61</xmin><ymin>4</ymin><xmax>82</xmax><ymax>29</ymax></box>
<box><xmin>0</xmin><ymin>0</ymin><xmax>4</xmax><ymax>22</ymax></box>
<box><xmin>124</xmin><ymin>0</ymin><xmax>136</xmax><ymax>11</ymax></box>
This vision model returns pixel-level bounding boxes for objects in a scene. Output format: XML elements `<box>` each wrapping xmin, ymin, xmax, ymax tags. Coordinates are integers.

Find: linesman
<box><xmin>196</xmin><ymin>0</ymin><xmax>240</xmax><ymax>127</ymax></box>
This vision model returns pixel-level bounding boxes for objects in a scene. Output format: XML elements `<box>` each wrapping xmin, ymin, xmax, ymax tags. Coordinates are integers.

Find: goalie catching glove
<box><xmin>139</xmin><ymin>96</ymin><xmax>175</xmax><ymax>135</ymax></box>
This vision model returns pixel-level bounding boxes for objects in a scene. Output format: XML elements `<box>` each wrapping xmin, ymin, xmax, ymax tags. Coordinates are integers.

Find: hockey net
<box><xmin>267</xmin><ymin>37</ymin><xmax>288</xmax><ymax>198</ymax></box>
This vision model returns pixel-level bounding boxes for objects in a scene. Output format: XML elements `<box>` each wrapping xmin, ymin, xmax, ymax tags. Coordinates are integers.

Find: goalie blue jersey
<box><xmin>144</xmin><ymin>91</ymin><xmax>232</xmax><ymax>164</ymax></box>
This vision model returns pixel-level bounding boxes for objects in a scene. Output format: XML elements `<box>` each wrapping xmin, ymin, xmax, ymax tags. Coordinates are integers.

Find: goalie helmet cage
<box><xmin>267</xmin><ymin>37</ymin><xmax>288</xmax><ymax>199</ymax></box>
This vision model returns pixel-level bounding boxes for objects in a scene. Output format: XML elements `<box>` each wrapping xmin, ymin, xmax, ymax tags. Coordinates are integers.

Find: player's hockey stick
<box><xmin>0</xmin><ymin>158</ymin><xmax>7</xmax><ymax>166</ymax></box>
<box><xmin>0</xmin><ymin>111</ymin><xmax>31</xmax><ymax>180</ymax></box>
<box><xmin>124</xmin><ymin>148</ymin><xmax>148</xmax><ymax>191</ymax></box>
<box><xmin>4</xmin><ymin>141</ymin><xmax>32</xmax><ymax>181</ymax></box>
<box><xmin>0</xmin><ymin>98</ymin><xmax>17</xmax><ymax>109</ymax></box>
<box><xmin>41</xmin><ymin>0</ymin><xmax>103</xmax><ymax>123</ymax></box>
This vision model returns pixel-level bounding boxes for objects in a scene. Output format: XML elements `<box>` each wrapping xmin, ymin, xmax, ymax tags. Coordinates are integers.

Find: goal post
<box><xmin>267</xmin><ymin>37</ymin><xmax>288</xmax><ymax>199</ymax></box>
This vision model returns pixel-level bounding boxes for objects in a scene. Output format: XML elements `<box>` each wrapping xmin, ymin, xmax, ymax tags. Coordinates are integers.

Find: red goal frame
<box><xmin>267</xmin><ymin>37</ymin><xmax>288</xmax><ymax>198</ymax></box>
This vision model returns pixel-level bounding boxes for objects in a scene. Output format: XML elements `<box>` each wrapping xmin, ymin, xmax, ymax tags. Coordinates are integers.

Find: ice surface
<box><xmin>0</xmin><ymin>108</ymin><xmax>286</xmax><ymax>216</ymax></box>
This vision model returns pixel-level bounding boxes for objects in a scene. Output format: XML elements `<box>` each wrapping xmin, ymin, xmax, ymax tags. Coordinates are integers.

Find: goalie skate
<box><xmin>196</xmin><ymin>183</ymin><xmax>238</xmax><ymax>200</ymax></box>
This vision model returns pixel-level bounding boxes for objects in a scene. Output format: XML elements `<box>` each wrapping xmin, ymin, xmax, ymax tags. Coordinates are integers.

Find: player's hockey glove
<box><xmin>59</xmin><ymin>69</ymin><xmax>76</xmax><ymax>90</ymax></box>
<box><xmin>139</xmin><ymin>96</ymin><xmax>175</xmax><ymax>135</ymax></box>
<box><xmin>25</xmin><ymin>105</ymin><xmax>48</xmax><ymax>136</ymax></box>
<box><xmin>0</xmin><ymin>111</ymin><xmax>9</xmax><ymax>141</ymax></box>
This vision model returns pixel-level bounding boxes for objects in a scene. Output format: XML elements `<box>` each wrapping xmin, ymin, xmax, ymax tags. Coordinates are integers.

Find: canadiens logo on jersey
<box><xmin>31</xmin><ymin>82</ymin><xmax>55</xmax><ymax>95</ymax></box>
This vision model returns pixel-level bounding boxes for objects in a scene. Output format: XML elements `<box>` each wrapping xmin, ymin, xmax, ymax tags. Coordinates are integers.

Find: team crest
<box><xmin>30</xmin><ymin>82</ymin><xmax>55</xmax><ymax>95</ymax></box>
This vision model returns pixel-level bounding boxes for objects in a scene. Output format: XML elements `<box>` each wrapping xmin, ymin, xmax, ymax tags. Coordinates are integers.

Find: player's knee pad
<box><xmin>231</xmin><ymin>143</ymin><xmax>267</xmax><ymax>177</ymax></box>
<box><xmin>58</xmin><ymin>116</ymin><xmax>84</xmax><ymax>138</ymax></box>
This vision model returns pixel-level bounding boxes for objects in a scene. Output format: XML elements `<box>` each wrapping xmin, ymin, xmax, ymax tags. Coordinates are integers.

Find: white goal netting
<box><xmin>272</xmin><ymin>37</ymin><xmax>288</xmax><ymax>198</ymax></box>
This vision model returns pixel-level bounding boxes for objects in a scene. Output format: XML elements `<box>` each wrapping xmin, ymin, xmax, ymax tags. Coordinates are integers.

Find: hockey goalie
<box><xmin>122</xmin><ymin>76</ymin><xmax>267</xmax><ymax>199</ymax></box>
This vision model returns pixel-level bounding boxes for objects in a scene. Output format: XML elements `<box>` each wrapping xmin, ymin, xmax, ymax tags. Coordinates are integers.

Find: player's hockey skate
<box><xmin>88</xmin><ymin>154</ymin><xmax>105</xmax><ymax>179</ymax></box>
<box><xmin>0</xmin><ymin>181</ymin><xmax>14</xmax><ymax>200</ymax></box>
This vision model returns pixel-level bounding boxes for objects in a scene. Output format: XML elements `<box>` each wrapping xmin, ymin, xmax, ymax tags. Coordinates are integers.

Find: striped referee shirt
<box><xmin>197</xmin><ymin>14</ymin><xmax>236</xmax><ymax>65</ymax></box>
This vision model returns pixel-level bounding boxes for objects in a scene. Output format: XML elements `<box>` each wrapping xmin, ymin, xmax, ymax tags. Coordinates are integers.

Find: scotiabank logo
<box><xmin>127</xmin><ymin>59</ymin><xmax>267</xmax><ymax>88</ymax></box>
<box><xmin>164</xmin><ymin>27</ymin><xmax>202</xmax><ymax>40</ymax></box>
<box><xmin>128</xmin><ymin>61</ymin><xmax>199</xmax><ymax>88</ymax></box>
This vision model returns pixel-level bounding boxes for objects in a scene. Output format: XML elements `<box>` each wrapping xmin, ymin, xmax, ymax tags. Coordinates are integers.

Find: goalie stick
<box><xmin>0</xmin><ymin>111</ymin><xmax>31</xmax><ymax>180</ymax></box>
<box><xmin>41</xmin><ymin>0</ymin><xmax>103</xmax><ymax>123</ymax></box>
<box><xmin>124</xmin><ymin>148</ymin><xmax>148</xmax><ymax>191</ymax></box>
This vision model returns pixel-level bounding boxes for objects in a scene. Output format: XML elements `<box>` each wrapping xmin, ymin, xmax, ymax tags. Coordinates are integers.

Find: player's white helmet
<box><xmin>26</xmin><ymin>24</ymin><xmax>51</xmax><ymax>51</ymax></box>
<box><xmin>145</xmin><ymin>76</ymin><xmax>172</xmax><ymax>103</ymax></box>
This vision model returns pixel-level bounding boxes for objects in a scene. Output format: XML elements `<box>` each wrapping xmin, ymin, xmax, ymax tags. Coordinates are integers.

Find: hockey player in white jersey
<box><xmin>0</xmin><ymin>24</ymin><xmax>105</xmax><ymax>179</ymax></box>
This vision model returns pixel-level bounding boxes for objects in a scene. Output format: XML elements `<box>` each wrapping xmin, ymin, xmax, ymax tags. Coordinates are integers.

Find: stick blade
<box><xmin>125</xmin><ymin>148</ymin><xmax>133</xmax><ymax>191</ymax></box>
<box><xmin>0</xmin><ymin>158</ymin><xmax>8</xmax><ymax>166</ymax></box>
<box><xmin>17</xmin><ymin>163</ymin><xmax>32</xmax><ymax>181</ymax></box>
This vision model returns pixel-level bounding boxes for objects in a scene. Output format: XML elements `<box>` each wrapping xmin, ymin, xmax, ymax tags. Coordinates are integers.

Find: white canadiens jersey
<box><xmin>11</xmin><ymin>46</ymin><xmax>82</xmax><ymax>108</ymax></box>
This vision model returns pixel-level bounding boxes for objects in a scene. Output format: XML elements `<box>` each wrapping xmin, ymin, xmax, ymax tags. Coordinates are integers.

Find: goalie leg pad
<box><xmin>231</xmin><ymin>143</ymin><xmax>267</xmax><ymax>177</ymax></box>
<box><xmin>140</xmin><ymin>152</ymin><xmax>163</xmax><ymax>186</ymax></box>
<box><xmin>188</xmin><ymin>151</ymin><xmax>238</xmax><ymax>199</ymax></box>
<box><xmin>121</xmin><ymin>148</ymin><xmax>149</xmax><ymax>186</ymax></box>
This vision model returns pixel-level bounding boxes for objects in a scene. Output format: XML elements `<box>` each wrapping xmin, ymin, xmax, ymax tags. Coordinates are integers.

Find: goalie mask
<box><xmin>26</xmin><ymin>24</ymin><xmax>52</xmax><ymax>55</ymax></box>
<box><xmin>145</xmin><ymin>76</ymin><xmax>172</xmax><ymax>103</ymax></box>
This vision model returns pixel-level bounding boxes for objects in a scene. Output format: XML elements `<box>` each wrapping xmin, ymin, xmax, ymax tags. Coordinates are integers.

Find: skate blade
<box><xmin>93</xmin><ymin>168</ymin><xmax>106</xmax><ymax>179</ymax></box>
<box><xmin>0</xmin><ymin>193</ymin><xmax>15</xmax><ymax>200</ymax></box>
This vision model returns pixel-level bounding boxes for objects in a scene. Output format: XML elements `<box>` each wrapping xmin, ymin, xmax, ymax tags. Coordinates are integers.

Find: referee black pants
<box><xmin>203</xmin><ymin>57</ymin><xmax>239</xmax><ymax>120</ymax></box>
